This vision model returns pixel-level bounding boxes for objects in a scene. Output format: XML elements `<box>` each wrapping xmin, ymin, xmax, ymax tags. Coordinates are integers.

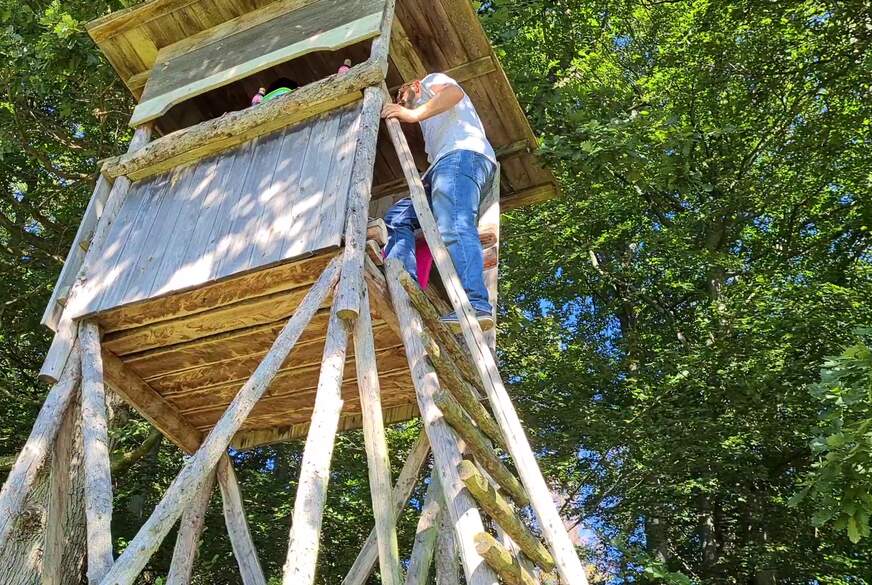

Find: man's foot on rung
<box><xmin>440</xmin><ymin>310</ymin><xmax>494</xmax><ymax>333</ymax></box>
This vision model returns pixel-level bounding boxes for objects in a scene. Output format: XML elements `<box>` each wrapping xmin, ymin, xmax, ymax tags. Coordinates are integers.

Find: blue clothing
<box><xmin>384</xmin><ymin>149</ymin><xmax>496</xmax><ymax>313</ymax></box>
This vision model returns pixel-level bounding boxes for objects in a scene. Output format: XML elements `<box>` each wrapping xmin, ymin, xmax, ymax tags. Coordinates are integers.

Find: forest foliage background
<box><xmin>0</xmin><ymin>0</ymin><xmax>870</xmax><ymax>583</ymax></box>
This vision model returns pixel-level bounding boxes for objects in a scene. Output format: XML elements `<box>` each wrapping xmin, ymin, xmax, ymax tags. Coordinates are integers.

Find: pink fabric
<box><xmin>415</xmin><ymin>237</ymin><xmax>434</xmax><ymax>289</ymax></box>
<box><xmin>337</xmin><ymin>65</ymin><xmax>351</xmax><ymax>75</ymax></box>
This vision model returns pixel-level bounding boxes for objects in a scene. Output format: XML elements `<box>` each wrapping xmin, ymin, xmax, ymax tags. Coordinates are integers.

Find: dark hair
<box><xmin>267</xmin><ymin>78</ymin><xmax>300</xmax><ymax>94</ymax></box>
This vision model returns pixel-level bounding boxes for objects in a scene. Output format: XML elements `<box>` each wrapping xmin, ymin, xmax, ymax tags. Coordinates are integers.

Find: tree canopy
<box><xmin>1</xmin><ymin>0</ymin><xmax>870</xmax><ymax>583</ymax></box>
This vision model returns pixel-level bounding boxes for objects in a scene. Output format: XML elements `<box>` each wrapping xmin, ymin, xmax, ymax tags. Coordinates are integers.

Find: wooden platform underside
<box><xmin>91</xmin><ymin>249</ymin><xmax>417</xmax><ymax>450</ymax></box>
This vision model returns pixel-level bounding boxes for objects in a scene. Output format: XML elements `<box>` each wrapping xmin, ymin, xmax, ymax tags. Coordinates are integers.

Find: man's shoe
<box><xmin>440</xmin><ymin>310</ymin><xmax>494</xmax><ymax>333</ymax></box>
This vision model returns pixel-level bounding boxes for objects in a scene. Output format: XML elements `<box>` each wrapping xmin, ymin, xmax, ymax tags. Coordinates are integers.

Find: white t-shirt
<box><xmin>417</xmin><ymin>73</ymin><xmax>496</xmax><ymax>166</ymax></box>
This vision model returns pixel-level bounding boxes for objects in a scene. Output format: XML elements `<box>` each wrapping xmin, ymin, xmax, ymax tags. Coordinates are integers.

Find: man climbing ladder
<box><xmin>381</xmin><ymin>73</ymin><xmax>497</xmax><ymax>332</ymax></box>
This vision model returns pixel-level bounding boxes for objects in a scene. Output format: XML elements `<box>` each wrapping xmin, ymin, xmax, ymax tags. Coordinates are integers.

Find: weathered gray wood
<box><xmin>435</xmin><ymin>512</ymin><xmax>460</xmax><ymax>585</ymax></box>
<box><xmin>458</xmin><ymin>461</ymin><xmax>554</xmax><ymax>571</ymax></box>
<box><xmin>0</xmin><ymin>347</ymin><xmax>81</xmax><ymax>550</ymax></box>
<box><xmin>166</xmin><ymin>468</ymin><xmax>216</xmax><ymax>585</ymax></box>
<box><xmin>79</xmin><ymin>320</ymin><xmax>114</xmax><ymax>584</ymax></box>
<box><xmin>385</xmin><ymin>259</ymin><xmax>498</xmax><ymax>585</ymax></box>
<box><xmin>217</xmin><ymin>455</ymin><xmax>267</xmax><ymax>585</ymax></box>
<box><xmin>335</xmin><ymin>86</ymin><xmax>385</xmax><ymax>321</ymax></box>
<box><xmin>281</xmin><ymin>296</ymin><xmax>351</xmax><ymax>585</ymax></box>
<box><xmin>40</xmin><ymin>124</ymin><xmax>153</xmax><ymax>384</ymax></box>
<box><xmin>405</xmin><ymin>476</ymin><xmax>442</xmax><ymax>585</ymax></box>
<box><xmin>42</xmin><ymin>174</ymin><xmax>113</xmax><ymax>330</ymax></box>
<box><xmin>42</xmin><ymin>395</ymin><xmax>80</xmax><ymax>585</ymax></box>
<box><xmin>342</xmin><ymin>432</ymin><xmax>431</xmax><ymax>585</ymax></box>
<box><xmin>434</xmin><ymin>391</ymin><xmax>527</xmax><ymax>508</ymax></box>
<box><xmin>98</xmin><ymin>258</ymin><xmax>340</xmax><ymax>585</ymax></box>
<box><xmin>369</xmin><ymin>0</ymin><xmax>396</xmax><ymax>75</ymax></box>
<box><xmin>354</xmin><ymin>287</ymin><xmax>403</xmax><ymax>585</ymax></box>
<box><xmin>104</xmin><ymin>62</ymin><xmax>383</xmax><ymax>182</ymax></box>
<box><xmin>385</xmin><ymin>118</ymin><xmax>589</xmax><ymax>585</ymax></box>
<box><xmin>474</xmin><ymin>533</ymin><xmax>538</xmax><ymax>585</ymax></box>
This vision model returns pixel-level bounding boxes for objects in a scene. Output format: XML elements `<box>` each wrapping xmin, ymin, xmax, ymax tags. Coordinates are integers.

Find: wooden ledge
<box><xmin>102</xmin><ymin>60</ymin><xmax>384</xmax><ymax>182</ymax></box>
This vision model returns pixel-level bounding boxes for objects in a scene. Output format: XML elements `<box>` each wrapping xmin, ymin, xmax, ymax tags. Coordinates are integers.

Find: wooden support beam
<box><xmin>101</xmin><ymin>351</ymin><xmax>202</xmax><ymax>454</ymax></box>
<box><xmin>405</xmin><ymin>476</ymin><xmax>442</xmax><ymax>585</ymax></box>
<box><xmin>354</xmin><ymin>287</ymin><xmax>403</xmax><ymax>585</ymax></box>
<box><xmin>369</xmin><ymin>0</ymin><xmax>397</xmax><ymax>76</ymax></box>
<box><xmin>474</xmin><ymin>533</ymin><xmax>538</xmax><ymax>585</ymax></box>
<box><xmin>458</xmin><ymin>461</ymin><xmax>553</xmax><ymax>571</ymax></box>
<box><xmin>282</xmin><ymin>296</ymin><xmax>351</xmax><ymax>585</ymax></box>
<box><xmin>342</xmin><ymin>431</ymin><xmax>431</xmax><ymax>585</ymax></box>
<box><xmin>101</xmin><ymin>62</ymin><xmax>382</xmax><ymax>182</ymax></box>
<box><xmin>434</xmin><ymin>391</ymin><xmax>527</xmax><ymax>508</ymax></box>
<box><xmin>335</xmin><ymin>86</ymin><xmax>385</xmax><ymax>321</ymax></box>
<box><xmin>218</xmin><ymin>456</ymin><xmax>267</xmax><ymax>585</ymax></box>
<box><xmin>99</xmin><ymin>258</ymin><xmax>340</xmax><ymax>585</ymax></box>
<box><xmin>385</xmin><ymin>259</ymin><xmax>498</xmax><ymax>585</ymax></box>
<box><xmin>79</xmin><ymin>320</ymin><xmax>114</xmax><ymax>584</ymax></box>
<box><xmin>388</xmin><ymin>56</ymin><xmax>496</xmax><ymax>94</ymax></box>
<box><xmin>501</xmin><ymin>184</ymin><xmax>557</xmax><ymax>212</ymax></box>
<box><xmin>43</xmin><ymin>397</ymin><xmax>79</xmax><ymax>585</ymax></box>
<box><xmin>166</xmin><ymin>468</ymin><xmax>216</xmax><ymax>585</ymax></box>
<box><xmin>417</xmin><ymin>329</ymin><xmax>504</xmax><ymax>449</ymax></box>
<box><xmin>385</xmin><ymin>117</ymin><xmax>589</xmax><ymax>585</ymax></box>
<box><xmin>39</xmin><ymin>123</ymin><xmax>153</xmax><ymax>384</ymax></box>
<box><xmin>435</xmin><ymin>512</ymin><xmax>461</xmax><ymax>585</ymax></box>
<box><xmin>0</xmin><ymin>347</ymin><xmax>80</xmax><ymax>550</ymax></box>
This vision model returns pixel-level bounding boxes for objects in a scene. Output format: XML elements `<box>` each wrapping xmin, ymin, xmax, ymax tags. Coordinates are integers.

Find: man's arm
<box><xmin>382</xmin><ymin>83</ymin><xmax>464</xmax><ymax>124</ymax></box>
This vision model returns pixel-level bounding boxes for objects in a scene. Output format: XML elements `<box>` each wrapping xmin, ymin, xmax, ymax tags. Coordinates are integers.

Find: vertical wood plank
<box><xmin>384</xmin><ymin>118</ymin><xmax>589</xmax><ymax>585</ymax></box>
<box><xmin>217</xmin><ymin>455</ymin><xmax>267</xmax><ymax>585</ymax></box>
<box><xmin>354</xmin><ymin>287</ymin><xmax>402</xmax><ymax>585</ymax></box>
<box><xmin>99</xmin><ymin>259</ymin><xmax>341</xmax><ymax>585</ymax></box>
<box><xmin>79</xmin><ymin>320</ymin><xmax>114</xmax><ymax>584</ymax></box>
<box><xmin>342</xmin><ymin>432</ymin><xmax>431</xmax><ymax>585</ymax></box>
<box><xmin>404</xmin><ymin>476</ymin><xmax>442</xmax><ymax>585</ymax></box>
<box><xmin>335</xmin><ymin>86</ymin><xmax>385</xmax><ymax>320</ymax></box>
<box><xmin>281</xmin><ymin>296</ymin><xmax>351</xmax><ymax>585</ymax></box>
<box><xmin>42</xmin><ymin>392</ymin><xmax>80</xmax><ymax>585</ymax></box>
<box><xmin>0</xmin><ymin>348</ymin><xmax>81</xmax><ymax>550</ymax></box>
<box><xmin>385</xmin><ymin>260</ymin><xmax>498</xmax><ymax>585</ymax></box>
<box><xmin>40</xmin><ymin>123</ymin><xmax>153</xmax><ymax>383</ymax></box>
<box><xmin>166</xmin><ymin>468</ymin><xmax>216</xmax><ymax>585</ymax></box>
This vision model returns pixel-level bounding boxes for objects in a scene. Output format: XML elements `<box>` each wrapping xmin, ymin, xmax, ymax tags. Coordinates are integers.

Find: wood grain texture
<box><xmin>384</xmin><ymin>260</ymin><xmax>498</xmax><ymax>585</ymax></box>
<box><xmin>473</xmin><ymin>533</ymin><xmax>537</xmax><ymax>585</ymax></box>
<box><xmin>342</xmin><ymin>431</ymin><xmax>430</xmax><ymax>585</ymax></box>
<box><xmin>217</xmin><ymin>455</ymin><xmax>267</xmax><ymax>585</ymax></box>
<box><xmin>0</xmin><ymin>347</ymin><xmax>80</xmax><ymax>550</ymax></box>
<box><xmin>282</xmin><ymin>297</ymin><xmax>350</xmax><ymax>585</ymax></box>
<box><xmin>354</xmin><ymin>288</ymin><xmax>403</xmax><ymax>585</ymax></box>
<box><xmin>435</xmin><ymin>512</ymin><xmax>461</xmax><ymax>585</ymax></box>
<box><xmin>167</xmin><ymin>467</ymin><xmax>216</xmax><ymax>585</ymax></box>
<box><xmin>102</xmin><ymin>351</ymin><xmax>203</xmax><ymax>453</ymax></box>
<box><xmin>385</xmin><ymin>118</ymin><xmax>588</xmax><ymax>585</ymax></box>
<box><xmin>98</xmin><ymin>258</ymin><xmax>339</xmax><ymax>585</ymax></box>
<box><xmin>457</xmin><ymin>461</ymin><xmax>553</xmax><ymax>572</ymax></box>
<box><xmin>79</xmin><ymin>321</ymin><xmax>114</xmax><ymax>584</ymax></box>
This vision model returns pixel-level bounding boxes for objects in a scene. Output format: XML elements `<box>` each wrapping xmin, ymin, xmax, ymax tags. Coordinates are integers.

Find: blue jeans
<box><xmin>384</xmin><ymin>150</ymin><xmax>495</xmax><ymax>314</ymax></box>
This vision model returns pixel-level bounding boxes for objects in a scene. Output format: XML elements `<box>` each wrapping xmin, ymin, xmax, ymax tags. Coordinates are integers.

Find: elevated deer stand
<box><xmin>0</xmin><ymin>0</ymin><xmax>587</xmax><ymax>584</ymax></box>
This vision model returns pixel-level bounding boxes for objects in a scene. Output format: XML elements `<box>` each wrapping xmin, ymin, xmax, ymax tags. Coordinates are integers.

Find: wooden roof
<box><xmin>87</xmin><ymin>0</ymin><xmax>558</xmax><ymax>209</ymax></box>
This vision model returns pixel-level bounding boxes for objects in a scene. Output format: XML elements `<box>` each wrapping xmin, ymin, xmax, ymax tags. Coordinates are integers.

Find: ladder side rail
<box><xmin>404</xmin><ymin>475</ymin><xmax>443</xmax><ymax>585</ymax></box>
<box><xmin>99</xmin><ymin>257</ymin><xmax>340</xmax><ymax>585</ymax></box>
<box><xmin>385</xmin><ymin>259</ymin><xmax>499</xmax><ymax>585</ymax></box>
<box><xmin>384</xmin><ymin>116</ymin><xmax>590</xmax><ymax>585</ymax></box>
<box><xmin>166</xmin><ymin>467</ymin><xmax>217</xmax><ymax>585</ymax></box>
<box><xmin>478</xmin><ymin>165</ymin><xmax>501</xmax><ymax>352</ymax></box>
<box><xmin>218</xmin><ymin>455</ymin><xmax>267</xmax><ymax>585</ymax></box>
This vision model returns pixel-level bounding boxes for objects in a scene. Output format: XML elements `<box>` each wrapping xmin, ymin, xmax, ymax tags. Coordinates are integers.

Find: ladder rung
<box><xmin>474</xmin><ymin>532</ymin><xmax>539</xmax><ymax>585</ymax></box>
<box><xmin>434</xmin><ymin>390</ymin><xmax>528</xmax><ymax>507</ymax></box>
<box><xmin>460</xmin><ymin>461</ymin><xmax>554</xmax><ymax>572</ymax></box>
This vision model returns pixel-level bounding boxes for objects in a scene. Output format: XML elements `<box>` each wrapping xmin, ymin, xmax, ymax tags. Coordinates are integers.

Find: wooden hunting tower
<box><xmin>0</xmin><ymin>1</ymin><xmax>588</xmax><ymax>584</ymax></box>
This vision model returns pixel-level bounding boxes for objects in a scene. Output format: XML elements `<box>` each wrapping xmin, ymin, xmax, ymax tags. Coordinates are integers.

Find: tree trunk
<box><xmin>644</xmin><ymin>516</ymin><xmax>669</xmax><ymax>565</ymax></box>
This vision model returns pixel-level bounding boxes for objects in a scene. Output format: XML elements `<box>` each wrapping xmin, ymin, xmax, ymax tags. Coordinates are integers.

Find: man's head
<box><xmin>396</xmin><ymin>80</ymin><xmax>423</xmax><ymax>108</ymax></box>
